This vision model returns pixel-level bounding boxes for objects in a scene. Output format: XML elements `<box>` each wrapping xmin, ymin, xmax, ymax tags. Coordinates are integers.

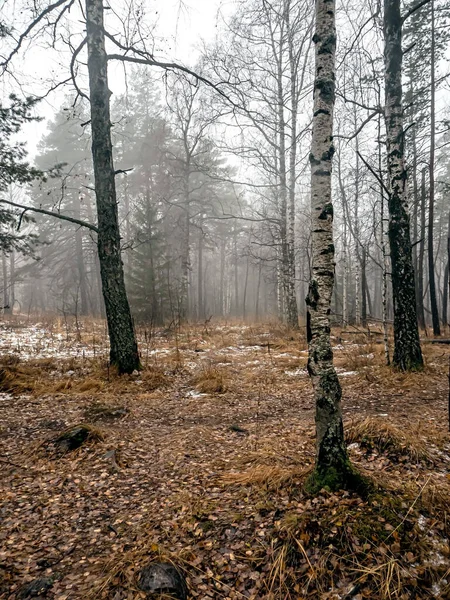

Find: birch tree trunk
<box><xmin>305</xmin><ymin>0</ymin><xmax>358</xmax><ymax>493</ymax></box>
<box><xmin>85</xmin><ymin>0</ymin><xmax>140</xmax><ymax>373</ymax></box>
<box><xmin>383</xmin><ymin>0</ymin><xmax>423</xmax><ymax>371</ymax></box>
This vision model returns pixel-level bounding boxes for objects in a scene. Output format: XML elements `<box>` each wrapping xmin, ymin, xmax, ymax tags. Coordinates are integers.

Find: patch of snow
<box><xmin>186</xmin><ymin>390</ymin><xmax>207</xmax><ymax>399</ymax></box>
<box><xmin>284</xmin><ymin>368</ymin><xmax>307</xmax><ymax>377</ymax></box>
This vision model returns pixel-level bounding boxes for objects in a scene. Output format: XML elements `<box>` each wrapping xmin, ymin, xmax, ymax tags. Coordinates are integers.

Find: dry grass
<box><xmin>0</xmin><ymin>357</ymin><xmax>168</xmax><ymax>397</ymax></box>
<box><xmin>221</xmin><ymin>464</ymin><xmax>310</xmax><ymax>489</ymax></box>
<box><xmin>83</xmin><ymin>403</ymin><xmax>129</xmax><ymax>422</ymax></box>
<box><xmin>346</xmin><ymin>417</ymin><xmax>432</xmax><ymax>462</ymax></box>
<box><xmin>1</xmin><ymin>317</ymin><xmax>449</xmax><ymax>600</ymax></box>
<box><xmin>192</xmin><ymin>364</ymin><xmax>227</xmax><ymax>394</ymax></box>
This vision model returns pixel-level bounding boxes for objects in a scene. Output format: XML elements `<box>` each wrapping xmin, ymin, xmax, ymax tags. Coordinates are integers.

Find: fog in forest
<box><xmin>2</xmin><ymin>2</ymin><xmax>450</xmax><ymax>598</ymax></box>
<box><xmin>1</xmin><ymin>0</ymin><xmax>448</xmax><ymax>333</ymax></box>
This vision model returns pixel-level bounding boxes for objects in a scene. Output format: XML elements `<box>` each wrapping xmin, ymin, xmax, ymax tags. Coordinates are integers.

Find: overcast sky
<box><xmin>1</xmin><ymin>0</ymin><xmax>231</xmax><ymax>156</ymax></box>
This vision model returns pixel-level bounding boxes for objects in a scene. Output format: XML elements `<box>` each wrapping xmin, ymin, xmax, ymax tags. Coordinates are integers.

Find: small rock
<box><xmin>137</xmin><ymin>562</ymin><xmax>188</xmax><ymax>600</ymax></box>
<box><xmin>51</xmin><ymin>424</ymin><xmax>103</xmax><ymax>454</ymax></box>
<box><xmin>17</xmin><ymin>577</ymin><xmax>54</xmax><ymax>598</ymax></box>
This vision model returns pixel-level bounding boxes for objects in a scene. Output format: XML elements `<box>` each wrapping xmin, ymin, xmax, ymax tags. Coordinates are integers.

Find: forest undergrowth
<box><xmin>0</xmin><ymin>317</ymin><xmax>449</xmax><ymax>599</ymax></box>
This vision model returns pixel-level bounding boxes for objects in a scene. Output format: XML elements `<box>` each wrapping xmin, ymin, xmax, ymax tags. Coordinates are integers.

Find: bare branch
<box><xmin>0</xmin><ymin>200</ymin><xmax>98</xmax><ymax>233</ymax></box>
<box><xmin>402</xmin><ymin>0</ymin><xmax>432</xmax><ymax>23</ymax></box>
<box><xmin>356</xmin><ymin>151</ymin><xmax>390</xmax><ymax>197</ymax></box>
<box><xmin>1</xmin><ymin>0</ymin><xmax>71</xmax><ymax>72</ymax></box>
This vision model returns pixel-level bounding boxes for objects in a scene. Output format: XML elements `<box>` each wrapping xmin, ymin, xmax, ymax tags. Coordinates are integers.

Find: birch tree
<box><xmin>383</xmin><ymin>0</ymin><xmax>423</xmax><ymax>371</ymax></box>
<box><xmin>305</xmin><ymin>0</ymin><xmax>359</xmax><ymax>493</ymax></box>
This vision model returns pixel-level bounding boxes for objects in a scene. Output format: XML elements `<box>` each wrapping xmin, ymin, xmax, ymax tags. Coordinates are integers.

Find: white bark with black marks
<box><xmin>306</xmin><ymin>0</ymin><xmax>356</xmax><ymax>492</ymax></box>
<box><xmin>383</xmin><ymin>0</ymin><xmax>423</xmax><ymax>370</ymax></box>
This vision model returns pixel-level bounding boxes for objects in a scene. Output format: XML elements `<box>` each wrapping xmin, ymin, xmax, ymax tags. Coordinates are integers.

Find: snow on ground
<box><xmin>0</xmin><ymin>323</ymin><xmax>102</xmax><ymax>360</ymax></box>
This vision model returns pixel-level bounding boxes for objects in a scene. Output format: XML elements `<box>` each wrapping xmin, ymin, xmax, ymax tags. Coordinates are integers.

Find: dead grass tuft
<box><xmin>192</xmin><ymin>365</ymin><xmax>226</xmax><ymax>394</ymax></box>
<box><xmin>221</xmin><ymin>464</ymin><xmax>310</xmax><ymax>489</ymax></box>
<box><xmin>346</xmin><ymin>417</ymin><xmax>432</xmax><ymax>462</ymax></box>
<box><xmin>0</xmin><ymin>364</ymin><xmax>38</xmax><ymax>394</ymax></box>
<box><xmin>140</xmin><ymin>367</ymin><xmax>168</xmax><ymax>391</ymax></box>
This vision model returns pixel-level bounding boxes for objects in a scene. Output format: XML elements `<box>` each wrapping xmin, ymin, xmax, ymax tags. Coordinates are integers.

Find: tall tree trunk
<box><xmin>361</xmin><ymin>246</ymin><xmax>367</xmax><ymax>327</ymax></box>
<box><xmin>233</xmin><ymin>222</ymin><xmax>239</xmax><ymax>316</ymax></box>
<box><xmin>428</xmin><ymin>0</ymin><xmax>440</xmax><ymax>336</ymax></box>
<box><xmin>355</xmin><ymin>261</ymin><xmax>360</xmax><ymax>326</ymax></box>
<box><xmin>219</xmin><ymin>237</ymin><xmax>226</xmax><ymax>317</ymax></box>
<box><xmin>85</xmin><ymin>0</ymin><xmax>140</xmax><ymax>373</ymax></box>
<box><xmin>443</xmin><ymin>211</ymin><xmax>450</xmax><ymax>326</ymax></box>
<box><xmin>197</xmin><ymin>218</ymin><xmax>204</xmax><ymax>320</ymax></box>
<box><xmin>342</xmin><ymin>220</ymin><xmax>348</xmax><ymax>326</ymax></box>
<box><xmin>75</xmin><ymin>195</ymin><xmax>89</xmax><ymax>316</ymax></box>
<box><xmin>180</xmin><ymin>166</ymin><xmax>190</xmax><ymax>321</ymax></box>
<box><xmin>410</xmin><ymin>84</ymin><xmax>421</xmax><ymax>315</ymax></box>
<box><xmin>242</xmin><ymin>252</ymin><xmax>250</xmax><ymax>320</ymax></box>
<box><xmin>9</xmin><ymin>250</ymin><xmax>15</xmax><ymax>315</ymax></box>
<box><xmin>417</xmin><ymin>168</ymin><xmax>427</xmax><ymax>329</ymax></box>
<box><xmin>2</xmin><ymin>252</ymin><xmax>9</xmax><ymax>313</ymax></box>
<box><xmin>383</xmin><ymin>0</ymin><xmax>423</xmax><ymax>371</ymax></box>
<box><xmin>306</xmin><ymin>0</ymin><xmax>356</xmax><ymax>493</ymax></box>
<box><xmin>286</xmin><ymin>2</ymin><xmax>299</xmax><ymax>330</ymax></box>
<box><xmin>255</xmin><ymin>258</ymin><xmax>262</xmax><ymax>321</ymax></box>
<box><xmin>145</xmin><ymin>188</ymin><xmax>159</xmax><ymax>323</ymax></box>
<box><xmin>379</xmin><ymin>110</ymin><xmax>391</xmax><ymax>365</ymax></box>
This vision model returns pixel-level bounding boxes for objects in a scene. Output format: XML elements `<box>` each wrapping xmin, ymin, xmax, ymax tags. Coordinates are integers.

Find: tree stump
<box><xmin>137</xmin><ymin>562</ymin><xmax>188</xmax><ymax>600</ymax></box>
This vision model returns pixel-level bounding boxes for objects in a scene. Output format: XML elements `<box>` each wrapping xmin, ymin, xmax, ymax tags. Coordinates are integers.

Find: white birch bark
<box><xmin>306</xmin><ymin>0</ymin><xmax>355</xmax><ymax>492</ymax></box>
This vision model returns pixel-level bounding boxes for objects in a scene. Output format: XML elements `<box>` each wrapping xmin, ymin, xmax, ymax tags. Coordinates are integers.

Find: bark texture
<box><xmin>428</xmin><ymin>0</ymin><xmax>440</xmax><ymax>336</ymax></box>
<box><xmin>86</xmin><ymin>0</ymin><xmax>140</xmax><ymax>373</ymax></box>
<box><xmin>383</xmin><ymin>0</ymin><xmax>423</xmax><ymax>370</ymax></box>
<box><xmin>305</xmin><ymin>0</ymin><xmax>357</xmax><ymax>493</ymax></box>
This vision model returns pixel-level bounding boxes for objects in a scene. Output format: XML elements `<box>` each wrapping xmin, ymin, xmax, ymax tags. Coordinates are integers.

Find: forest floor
<box><xmin>0</xmin><ymin>317</ymin><xmax>449</xmax><ymax>600</ymax></box>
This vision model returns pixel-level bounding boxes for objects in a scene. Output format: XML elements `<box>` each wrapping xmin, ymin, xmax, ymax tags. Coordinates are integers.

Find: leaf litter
<box><xmin>0</xmin><ymin>318</ymin><xmax>449</xmax><ymax>599</ymax></box>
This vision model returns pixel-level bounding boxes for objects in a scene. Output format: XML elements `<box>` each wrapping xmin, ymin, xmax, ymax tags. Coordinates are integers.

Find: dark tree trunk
<box><xmin>443</xmin><ymin>212</ymin><xmax>450</xmax><ymax>326</ymax></box>
<box><xmin>2</xmin><ymin>252</ymin><xmax>10</xmax><ymax>314</ymax></box>
<box><xmin>361</xmin><ymin>246</ymin><xmax>367</xmax><ymax>328</ymax></box>
<box><xmin>85</xmin><ymin>0</ymin><xmax>140</xmax><ymax>373</ymax></box>
<box><xmin>9</xmin><ymin>250</ymin><xmax>15</xmax><ymax>314</ymax></box>
<box><xmin>428</xmin><ymin>0</ymin><xmax>440</xmax><ymax>336</ymax></box>
<box><xmin>242</xmin><ymin>253</ymin><xmax>250</xmax><ymax>320</ymax></box>
<box><xmin>75</xmin><ymin>196</ymin><xmax>89</xmax><ymax>316</ymax></box>
<box><xmin>233</xmin><ymin>223</ymin><xmax>239</xmax><ymax>316</ymax></box>
<box><xmin>255</xmin><ymin>259</ymin><xmax>262</xmax><ymax>321</ymax></box>
<box><xmin>219</xmin><ymin>237</ymin><xmax>225</xmax><ymax>317</ymax></box>
<box><xmin>383</xmin><ymin>0</ymin><xmax>423</xmax><ymax>370</ymax></box>
<box><xmin>197</xmin><ymin>218</ymin><xmax>204</xmax><ymax>320</ymax></box>
<box><xmin>180</xmin><ymin>166</ymin><xmax>190</xmax><ymax>321</ymax></box>
<box><xmin>417</xmin><ymin>168</ymin><xmax>427</xmax><ymax>329</ymax></box>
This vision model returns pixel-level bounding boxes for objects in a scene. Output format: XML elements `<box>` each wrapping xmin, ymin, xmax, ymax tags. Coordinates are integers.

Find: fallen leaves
<box><xmin>0</xmin><ymin>319</ymin><xmax>449</xmax><ymax>599</ymax></box>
